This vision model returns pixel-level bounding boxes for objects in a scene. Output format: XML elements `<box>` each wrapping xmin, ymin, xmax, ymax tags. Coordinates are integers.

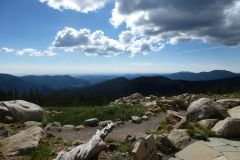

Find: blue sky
<box><xmin>0</xmin><ymin>0</ymin><xmax>240</xmax><ymax>75</ymax></box>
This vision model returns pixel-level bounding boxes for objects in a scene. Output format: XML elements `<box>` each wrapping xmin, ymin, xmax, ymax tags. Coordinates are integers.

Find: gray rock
<box><xmin>217</xmin><ymin>98</ymin><xmax>240</xmax><ymax>108</ymax></box>
<box><xmin>187</xmin><ymin>98</ymin><xmax>229</xmax><ymax>122</ymax></box>
<box><xmin>141</xmin><ymin>115</ymin><xmax>148</xmax><ymax>121</ymax></box>
<box><xmin>0</xmin><ymin>100</ymin><xmax>44</xmax><ymax>123</ymax></box>
<box><xmin>0</xmin><ymin>126</ymin><xmax>43</xmax><ymax>156</ymax></box>
<box><xmin>74</xmin><ymin>125</ymin><xmax>85</xmax><ymax>130</ymax></box>
<box><xmin>212</xmin><ymin>117</ymin><xmax>240</xmax><ymax>138</ymax></box>
<box><xmin>166</xmin><ymin>110</ymin><xmax>184</xmax><ymax>125</ymax></box>
<box><xmin>63</xmin><ymin>125</ymin><xmax>75</xmax><ymax>130</ymax></box>
<box><xmin>84</xmin><ymin>118</ymin><xmax>99</xmax><ymax>127</ymax></box>
<box><xmin>167</xmin><ymin>129</ymin><xmax>191</xmax><ymax>150</ymax></box>
<box><xmin>228</xmin><ymin>106</ymin><xmax>240</xmax><ymax>118</ymax></box>
<box><xmin>198</xmin><ymin>119</ymin><xmax>219</xmax><ymax>129</ymax></box>
<box><xmin>131</xmin><ymin>116</ymin><xmax>142</xmax><ymax>124</ymax></box>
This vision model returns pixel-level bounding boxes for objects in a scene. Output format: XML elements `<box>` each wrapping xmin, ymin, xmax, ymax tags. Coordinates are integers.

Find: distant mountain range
<box><xmin>74</xmin><ymin>70</ymin><xmax>239</xmax><ymax>85</ymax></box>
<box><xmin>0</xmin><ymin>70</ymin><xmax>239</xmax><ymax>94</ymax></box>
<box><xmin>72</xmin><ymin>75</ymin><xmax>240</xmax><ymax>99</ymax></box>
<box><xmin>0</xmin><ymin>74</ymin><xmax>89</xmax><ymax>93</ymax></box>
<box><xmin>164</xmin><ymin>70</ymin><xmax>239</xmax><ymax>81</ymax></box>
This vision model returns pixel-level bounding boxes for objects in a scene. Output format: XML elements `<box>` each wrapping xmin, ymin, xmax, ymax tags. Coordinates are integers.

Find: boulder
<box><xmin>167</xmin><ymin>129</ymin><xmax>191</xmax><ymax>150</ymax></box>
<box><xmin>228</xmin><ymin>106</ymin><xmax>240</xmax><ymax>118</ymax></box>
<box><xmin>0</xmin><ymin>100</ymin><xmax>44</xmax><ymax>123</ymax></box>
<box><xmin>166</xmin><ymin>110</ymin><xmax>185</xmax><ymax>125</ymax></box>
<box><xmin>212</xmin><ymin>117</ymin><xmax>240</xmax><ymax>138</ymax></box>
<box><xmin>131</xmin><ymin>116</ymin><xmax>142</xmax><ymax>124</ymax></box>
<box><xmin>0</xmin><ymin>126</ymin><xmax>43</xmax><ymax>156</ymax></box>
<box><xmin>198</xmin><ymin>119</ymin><xmax>219</xmax><ymax>129</ymax></box>
<box><xmin>84</xmin><ymin>118</ymin><xmax>99</xmax><ymax>127</ymax></box>
<box><xmin>217</xmin><ymin>98</ymin><xmax>240</xmax><ymax>109</ymax></box>
<box><xmin>187</xmin><ymin>98</ymin><xmax>229</xmax><ymax>122</ymax></box>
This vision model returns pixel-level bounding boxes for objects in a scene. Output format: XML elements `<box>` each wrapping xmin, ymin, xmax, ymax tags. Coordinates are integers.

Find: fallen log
<box><xmin>55</xmin><ymin>123</ymin><xmax>115</xmax><ymax>160</ymax></box>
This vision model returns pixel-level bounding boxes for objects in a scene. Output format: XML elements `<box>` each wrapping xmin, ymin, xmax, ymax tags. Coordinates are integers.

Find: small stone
<box><xmin>84</xmin><ymin>118</ymin><xmax>99</xmax><ymax>127</ymax></box>
<box><xmin>166</xmin><ymin>110</ymin><xmax>184</xmax><ymax>125</ymax></box>
<box><xmin>63</xmin><ymin>125</ymin><xmax>75</xmax><ymax>130</ymax></box>
<box><xmin>124</xmin><ymin>135</ymin><xmax>137</xmax><ymax>143</ymax></box>
<box><xmin>74</xmin><ymin>125</ymin><xmax>85</xmax><ymax>130</ymax></box>
<box><xmin>141</xmin><ymin>115</ymin><xmax>148</xmax><ymax>121</ymax></box>
<box><xmin>131</xmin><ymin>116</ymin><xmax>142</xmax><ymax>124</ymax></box>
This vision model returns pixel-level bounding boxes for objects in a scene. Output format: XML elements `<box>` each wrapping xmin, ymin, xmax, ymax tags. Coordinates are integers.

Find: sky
<box><xmin>0</xmin><ymin>0</ymin><xmax>240</xmax><ymax>75</ymax></box>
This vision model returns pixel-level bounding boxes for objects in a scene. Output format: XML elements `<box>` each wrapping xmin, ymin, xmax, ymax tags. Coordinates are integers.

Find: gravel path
<box><xmin>51</xmin><ymin>112</ymin><xmax>166</xmax><ymax>142</ymax></box>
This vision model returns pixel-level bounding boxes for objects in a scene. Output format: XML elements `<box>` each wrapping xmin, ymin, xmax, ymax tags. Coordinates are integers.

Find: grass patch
<box><xmin>44</xmin><ymin>105</ymin><xmax>145</xmax><ymax>125</ymax></box>
<box><xmin>147</xmin><ymin>121</ymin><xmax>172</xmax><ymax>135</ymax></box>
<box><xmin>24</xmin><ymin>137</ymin><xmax>69</xmax><ymax>160</ymax></box>
<box><xmin>115</xmin><ymin>143</ymin><xmax>134</xmax><ymax>153</ymax></box>
<box><xmin>186</xmin><ymin>123</ymin><xmax>216</xmax><ymax>140</ymax></box>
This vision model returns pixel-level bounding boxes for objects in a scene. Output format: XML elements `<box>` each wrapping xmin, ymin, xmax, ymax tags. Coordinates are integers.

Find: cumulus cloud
<box><xmin>0</xmin><ymin>47</ymin><xmax>14</xmax><ymax>53</ymax></box>
<box><xmin>39</xmin><ymin>0</ymin><xmax>110</xmax><ymax>13</ymax></box>
<box><xmin>51</xmin><ymin>27</ymin><xmax>164</xmax><ymax>56</ymax></box>
<box><xmin>110</xmin><ymin>0</ymin><xmax>240</xmax><ymax>46</ymax></box>
<box><xmin>16</xmin><ymin>48</ymin><xmax>56</xmax><ymax>56</ymax></box>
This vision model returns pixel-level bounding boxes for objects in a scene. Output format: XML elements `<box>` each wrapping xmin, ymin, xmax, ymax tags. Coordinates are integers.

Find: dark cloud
<box><xmin>111</xmin><ymin>0</ymin><xmax>240</xmax><ymax>46</ymax></box>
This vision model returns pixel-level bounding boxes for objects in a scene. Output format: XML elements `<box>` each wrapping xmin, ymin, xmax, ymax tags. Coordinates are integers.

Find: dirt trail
<box><xmin>52</xmin><ymin>112</ymin><xmax>166</xmax><ymax>142</ymax></box>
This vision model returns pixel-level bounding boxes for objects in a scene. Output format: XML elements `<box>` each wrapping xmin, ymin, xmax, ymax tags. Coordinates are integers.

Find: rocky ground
<box><xmin>1</xmin><ymin>93</ymin><xmax>240</xmax><ymax>160</ymax></box>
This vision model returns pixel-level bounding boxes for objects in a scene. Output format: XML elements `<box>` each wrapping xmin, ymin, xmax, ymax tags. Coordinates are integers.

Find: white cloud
<box><xmin>110</xmin><ymin>0</ymin><xmax>240</xmax><ymax>46</ymax></box>
<box><xmin>0</xmin><ymin>47</ymin><xmax>14</xmax><ymax>53</ymax></box>
<box><xmin>51</xmin><ymin>27</ymin><xmax>164</xmax><ymax>56</ymax></box>
<box><xmin>39</xmin><ymin>0</ymin><xmax>111</xmax><ymax>13</ymax></box>
<box><xmin>16</xmin><ymin>48</ymin><xmax>56</xmax><ymax>56</ymax></box>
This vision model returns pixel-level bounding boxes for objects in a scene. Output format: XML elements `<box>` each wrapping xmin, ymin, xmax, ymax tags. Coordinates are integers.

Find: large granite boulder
<box><xmin>227</xmin><ymin>106</ymin><xmax>240</xmax><ymax>118</ymax></box>
<box><xmin>186</xmin><ymin>98</ymin><xmax>229</xmax><ymax>122</ymax></box>
<box><xmin>212</xmin><ymin>117</ymin><xmax>240</xmax><ymax>138</ymax></box>
<box><xmin>0</xmin><ymin>126</ymin><xmax>43</xmax><ymax>156</ymax></box>
<box><xmin>167</xmin><ymin>129</ymin><xmax>191</xmax><ymax>150</ymax></box>
<box><xmin>0</xmin><ymin>100</ymin><xmax>44</xmax><ymax>123</ymax></box>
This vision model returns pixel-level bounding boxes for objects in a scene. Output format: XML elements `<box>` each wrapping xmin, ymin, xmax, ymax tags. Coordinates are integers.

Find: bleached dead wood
<box><xmin>55</xmin><ymin>123</ymin><xmax>115</xmax><ymax>160</ymax></box>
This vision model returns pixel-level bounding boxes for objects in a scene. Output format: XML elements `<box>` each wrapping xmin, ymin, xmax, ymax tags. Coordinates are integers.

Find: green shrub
<box><xmin>186</xmin><ymin>123</ymin><xmax>215</xmax><ymax>140</ymax></box>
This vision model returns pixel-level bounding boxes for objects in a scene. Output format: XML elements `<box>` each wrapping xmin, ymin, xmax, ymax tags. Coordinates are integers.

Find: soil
<box><xmin>51</xmin><ymin>112</ymin><xmax>166</xmax><ymax>142</ymax></box>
